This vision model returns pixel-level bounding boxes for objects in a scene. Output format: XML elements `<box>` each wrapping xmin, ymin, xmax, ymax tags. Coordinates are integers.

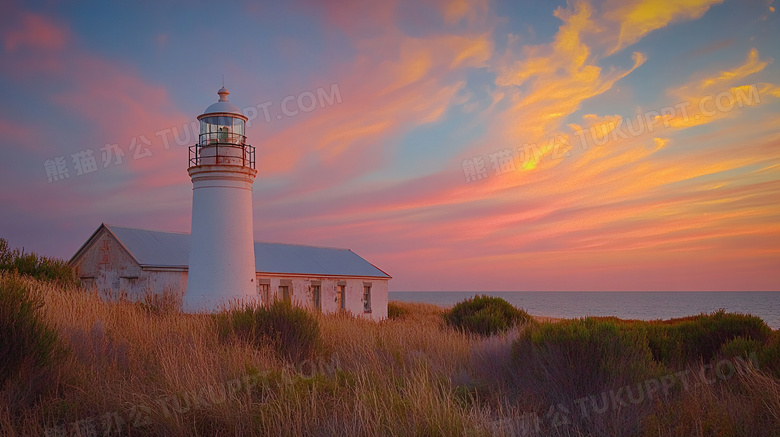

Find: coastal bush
<box><xmin>0</xmin><ymin>238</ymin><xmax>78</xmax><ymax>287</ymax></box>
<box><xmin>0</xmin><ymin>272</ymin><xmax>60</xmax><ymax>390</ymax></box>
<box><xmin>444</xmin><ymin>295</ymin><xmax>532</xmax><ymax>336</ymax></box>
<box><xmin>644</xmin><ymin>310</ymin><xmax>773</xmax><ymax>366</ymax></box>
<box><xmin>511</xmin><ymin>318</ymin><xmax>661</xmax><ymax>435</ymax></box>
<box><xmin>216</xmin><ymin>300</ymin><xmax>320</xmax><ymax>362</ymax></box>
<box><xmin>512</xmin><ymin>318</ymin><xmax>661</xmax><ymax>398</ymax></box>
<box><xmin>719</xmin><ymin>336</ymin><xmax>763</xmax><ymax>361</ymax></box>
<box><xmin>716</xmin><ymin>334</ymin><xmax>780</xmax><ymax>376</ymax></box>
<box><xmin>756</xmin><ymin>331</ymin><xmax>780</xmax><ymax>377</ymax></box>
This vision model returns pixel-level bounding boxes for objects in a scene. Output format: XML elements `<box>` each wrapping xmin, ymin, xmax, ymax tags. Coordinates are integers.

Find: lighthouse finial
<box><xmin>217</xmin><ymin>83</ymin><xmax>229</xmax><ymax>102</ymax></box>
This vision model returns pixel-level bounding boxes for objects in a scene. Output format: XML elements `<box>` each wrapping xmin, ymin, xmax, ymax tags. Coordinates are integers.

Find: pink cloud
<box><xmin>249</xmin><ymin>0</ymin><xmax>495</xmax><ymax>206</ymax></box>
<box><xmin>0</xmin><ymin>13</ymin><xmax>193</xmax><ymax>248</ymax></box>
<box><xmin>46</xmin><ymin>55</ymin><xmax>191</xmax><ymax>189</ymax></box>
<box><xmin>3</xmin><ymin>12</ymin><xmax>69</xmax><ymax>52</ymax></box>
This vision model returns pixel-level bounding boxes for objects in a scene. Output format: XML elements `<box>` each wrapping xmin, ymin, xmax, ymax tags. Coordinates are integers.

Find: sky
<box><xmin>1</xmin><ymin>0</ymin><xmax>778</xmax><ymax>292</ymax></box>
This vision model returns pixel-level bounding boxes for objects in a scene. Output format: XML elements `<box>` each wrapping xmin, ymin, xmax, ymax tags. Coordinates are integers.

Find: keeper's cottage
<box><xmin>69</xmin><ymin>86</ymin><xmax>390</xmax><ymax>321</ymax></box>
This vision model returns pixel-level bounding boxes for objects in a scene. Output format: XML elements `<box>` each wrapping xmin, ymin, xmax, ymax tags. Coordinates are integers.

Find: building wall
<box><xmin>71</xmin><ymin>229</ymin><xmax>186</xmax><ymax>300</ymax></box>
<box><xmin>257</xmin><ymin>274</ymin><xmax>389</xmax><ymax>321</ymax></box>
<box><xmin>143</xmin><ymin>270</ymin><xmax>188</xmax><ymax>299</ymax></box>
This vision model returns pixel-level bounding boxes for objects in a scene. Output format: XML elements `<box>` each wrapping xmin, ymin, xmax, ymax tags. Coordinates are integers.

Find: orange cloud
<box><xmin>486</xmin><ymin>1</ymin><xmax>645</xmax><ymax>178</ymax></box>
<box><xmin>664</xmin><ymin>48</ymin><xmax>777</xmax><ymax>129</ymax></box>
<box><xmin>678</xmin><ymin>48</ymin><xmax>772</xmax><ymax>94</ymax></box>
<box><xmin>604</xmin><ymin>0</ymin><xmax>724</xmax><ymax>54</ymax></box>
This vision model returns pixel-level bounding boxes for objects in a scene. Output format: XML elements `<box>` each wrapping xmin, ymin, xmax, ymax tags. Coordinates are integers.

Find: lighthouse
<box><xmin>184</xmin><ymin>86</ymin><xmax>258</xmax><ymax>311</ymax></box>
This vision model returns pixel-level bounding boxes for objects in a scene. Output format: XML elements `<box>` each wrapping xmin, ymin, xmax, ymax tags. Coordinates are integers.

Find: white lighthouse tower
<box><xmin>184</xmin><ymin>86</ymin><xmax>258</xmax><ymax>311</ymax></box>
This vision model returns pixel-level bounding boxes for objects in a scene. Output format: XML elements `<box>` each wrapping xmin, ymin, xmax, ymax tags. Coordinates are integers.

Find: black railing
<box><xmin>189</xmin><ymin>142</ymin><xmax>256</xmax><ymax>169</ymax></box>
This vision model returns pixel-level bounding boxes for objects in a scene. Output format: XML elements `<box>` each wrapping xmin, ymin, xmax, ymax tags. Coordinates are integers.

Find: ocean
<box><xmin>389</xmin><ymin>291</ymin><xmax>780</xmax><ymax>329</ymax></box>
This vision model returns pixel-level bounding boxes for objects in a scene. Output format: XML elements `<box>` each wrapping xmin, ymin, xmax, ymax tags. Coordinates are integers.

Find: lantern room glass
<box><xmin>199</xmin><ymin>116</ymin><xmax>246</xmax><ymax>146</ymax></box>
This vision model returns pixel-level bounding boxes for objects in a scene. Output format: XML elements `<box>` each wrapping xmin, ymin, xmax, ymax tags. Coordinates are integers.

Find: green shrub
<box><xmin>644</xmin><ymin>310</ymin><xmax>772</xmax><ymax>366</ymax></box>
<box><xmin>444</xmin><ymin>295</ymin><xmax>532</xmax><ymax>336</ymax></box>
<box><xmin>216</xmin><ymin>300</ymin><xmax>320</xmax><ymax>362</ymax></box>
<box><xmin>512</xmin><ymin>318</ymin><xmax>661</xmax><ymax>435</ymax></box>
<box><xmin>717</xmin><ymin>333</ymin><xmax>780</xmax><ymax>374</ymax></box>
<box><xmin>0</xmin><ymin>272</ymin><xmax>60</xmax><ymax>389</ymax></box>
<box><xmin>756</xmin><ymin>331</ymin><xmax>780</xmax><ymax>377</ymax></box>
<box><xmin>512</xmin><ymin>318</ymin><xmax>661</xmax><ymax>399</ymax></box>
<box><xmin>720</xmin><ymin>336</ymin><xmax>763</xmax><ymax>361</ymax></box>
<box><xmin>0</xmin><ymin>238</ymin><xmax>78</xmax><ymax>287</ymax></box>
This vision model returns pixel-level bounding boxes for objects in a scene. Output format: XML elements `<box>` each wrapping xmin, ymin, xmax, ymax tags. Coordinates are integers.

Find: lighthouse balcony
<box><xmin>189</xmin><ymin>134</ymin><xmax>255</xmax><ymax>169</ymax></box>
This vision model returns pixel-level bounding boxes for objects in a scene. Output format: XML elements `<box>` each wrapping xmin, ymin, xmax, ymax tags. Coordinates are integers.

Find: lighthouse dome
<box><xmin>202</xmin><ymin>86</ymin><xmax>244</xmax><ymax>117</ymax></box>
<box><xmin>191</xmin><ymin>85</ymin><xmax>253</xmax><ymax>168</ymax></box>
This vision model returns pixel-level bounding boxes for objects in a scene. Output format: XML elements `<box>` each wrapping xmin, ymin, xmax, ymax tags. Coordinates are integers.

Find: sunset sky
<box><xmin>1</xmin><ymin>0</ymin><xmax>778</xmax><ymax>291</ymax></box>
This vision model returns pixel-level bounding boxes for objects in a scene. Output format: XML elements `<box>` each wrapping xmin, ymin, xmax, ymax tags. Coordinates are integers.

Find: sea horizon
<box><xmin>389</xmin><ymin>291</ymin><xmax>780</xmax><ymax>329</ymax></box>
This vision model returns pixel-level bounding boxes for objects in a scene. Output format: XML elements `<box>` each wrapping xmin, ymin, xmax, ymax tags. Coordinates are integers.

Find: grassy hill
<box><xmin>1</xmin><ymin>271</ymin><xmax>779</xmax><ymax>436</ymax></box>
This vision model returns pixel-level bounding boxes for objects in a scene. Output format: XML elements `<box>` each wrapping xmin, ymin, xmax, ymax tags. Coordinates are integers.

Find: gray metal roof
<box><xmin>89</xmin><ymin>224</ymin><xmax>390</xmax><ymax>278</ymax></box>
<box><xmin>108</xmin><ymin>225</ymin><xmax>191</xmax><ymax>269</ymax></box>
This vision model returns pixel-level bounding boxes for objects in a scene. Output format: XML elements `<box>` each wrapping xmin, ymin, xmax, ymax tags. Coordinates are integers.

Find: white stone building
<box><xmin>70</xmin><ymin>223</ymin><xmax>391</xmax><ymax>320</ymax></box>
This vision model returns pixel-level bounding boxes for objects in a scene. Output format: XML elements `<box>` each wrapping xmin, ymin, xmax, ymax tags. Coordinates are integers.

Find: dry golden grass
<box><xmin>1</xmin><ymin>275</ymin><xmax>779</xmax><ymax>436</ymax></box>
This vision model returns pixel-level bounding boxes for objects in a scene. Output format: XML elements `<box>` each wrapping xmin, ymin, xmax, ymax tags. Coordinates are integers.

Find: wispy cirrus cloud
<box><xmin>487</xmin><ymin>1</ymin><xmax>647</xmax><ymax>173</ymax></box>
<box><xmin>254</xmin><ymin>0</ymin><xmax>495</xmax><ymax>203</ymax></box>
<box><xmin>664</xmin><ymin>48</ymin><xmax>778</xmax><ymax>129</ymax></box>
<box><xmin>603</xmin><ymin>0</ymin><xmax>724</xmax><ymax>55</ymax></box>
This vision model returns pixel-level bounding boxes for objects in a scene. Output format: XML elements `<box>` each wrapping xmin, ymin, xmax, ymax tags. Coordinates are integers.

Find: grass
<box><xmin>1</xmin><ymin>274</ymin><xmax>778</xmax><ymax>436</ymax></box>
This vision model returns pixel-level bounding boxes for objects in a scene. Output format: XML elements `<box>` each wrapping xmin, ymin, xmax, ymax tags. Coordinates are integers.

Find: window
<box><xmin>259</xmin><ymin>283</ymin><xmax>270</xmax><ymax>305</ymax></box>
<box><xmin>233</xmin><ymin>117</ymin><xmax>245</xmax><ymax>136</ymax></box>
<box><xmin>336</xmin><ymin>284</ymin><xmax>346</xmax><ymax>310</ymax></box>
<box><xmin>311</xmin><ymin>285</ymin><xmax>321</xmax><ymax>311</ymax></box>
<box><xmin>363</xmin><ymin>285</ymin><xmax>371</xmax><ymax>313</ymax></box>
<box><xmin>279</xmin><ymin>285</ymin><xmax>290</xmax><ymax>302</ymax></box>
<box><xmin>200</xmin><ymin>116</ymin><xmax>245</xmax><ymax>145</ymax></box>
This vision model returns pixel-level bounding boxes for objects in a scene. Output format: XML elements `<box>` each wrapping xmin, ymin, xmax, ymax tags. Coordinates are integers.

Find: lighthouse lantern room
<box><xmin>190</xmin><ymin>86</ymin><xmax>255</xmax><ymax>168</ymax></box>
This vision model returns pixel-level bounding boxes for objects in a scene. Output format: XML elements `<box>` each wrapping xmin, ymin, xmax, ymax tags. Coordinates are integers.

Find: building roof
<box><xmin>70</xmin><ymin>224</ymin><xmax>391</xmax><ymax>279</ymax></box>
